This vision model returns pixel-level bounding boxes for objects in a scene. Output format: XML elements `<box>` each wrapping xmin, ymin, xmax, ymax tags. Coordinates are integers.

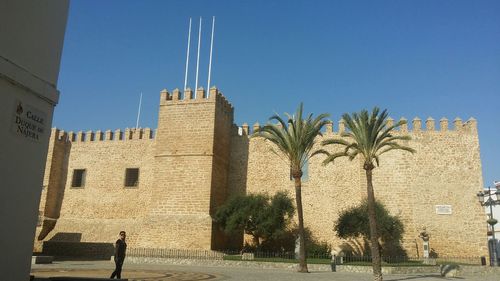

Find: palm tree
<box><xmin>318</xmin><ymin>107</ymin><xmax>415</xmax><ymax>281</ymax></box>
<box><xmin>252</xmin><ymin>103</ymin><xmax>329</xmax><ymax>272</ymax></box>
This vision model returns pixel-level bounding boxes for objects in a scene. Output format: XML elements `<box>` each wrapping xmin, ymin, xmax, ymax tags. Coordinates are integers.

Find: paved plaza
<box><xmin>31</xmin><ymin>260</ymin><xmax>500</xmax><ymax>281</ymax></box>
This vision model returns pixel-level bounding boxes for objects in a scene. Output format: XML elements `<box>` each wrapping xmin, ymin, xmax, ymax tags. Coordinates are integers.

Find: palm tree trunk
<box><xmin>366</xmin><ymin>168</ymin><xmax>383</xmax><ymax>281</ymax></box>
<box><xmin>294</xmin><ymin>176</ymin><xmax>308</xmax><ymax>273</ymax></box>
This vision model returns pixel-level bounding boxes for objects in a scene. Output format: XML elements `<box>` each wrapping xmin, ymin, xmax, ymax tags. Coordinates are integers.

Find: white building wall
<box><xmin>480</xmin><ymin>184</ymin><xmax>500</xmax><ymax>265</ymax></box>
<box><xmin>0</xmin><ymin>0</ymin><xmax>68</xmax><ymax>280</ymax></box>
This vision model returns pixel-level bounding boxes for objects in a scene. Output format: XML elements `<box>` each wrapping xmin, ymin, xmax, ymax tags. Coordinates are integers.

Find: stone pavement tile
<box><xmin>31</xmin><ymin>261</ymin><xmax>500</xmax><ymax>281</ymax></box>
<box><xmin>32</xmin><ymin>268</ymin><xmax>221</xmax><ymax>281</ymax></box>
<box><xmin>32</xmin><ymin>269</ymin><xmax>171</xmax><ymax>280</ymax></box>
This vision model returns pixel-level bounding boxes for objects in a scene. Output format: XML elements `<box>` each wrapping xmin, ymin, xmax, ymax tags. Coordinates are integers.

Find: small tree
<box><xmin>214</xmin><ymin>192</ymin><xmax>294</xmax><ymax>248</ymax></box>
<box><xmin>334</xmin><ymin>200</ymin><xmax>405</xmax><ymax>257</ymax></box>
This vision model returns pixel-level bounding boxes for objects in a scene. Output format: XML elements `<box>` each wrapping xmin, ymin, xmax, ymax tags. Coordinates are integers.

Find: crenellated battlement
<box><xmin>237</xmin><ymin>117</ymin><xmax>478</xmax><ymax>136</ymax></box>
<box><xmin>159</xmin><ymin>86</ymin><xmax>233</xmax><ymax>114</ymax></box>
<box><xmin>49</xmin><ymin>128</ymin><xmax>70</xmax><ymax>143</ymax></box>
<box><xmin>50</xmin><ymin>127</ymin><xmax>155</xmax><ymax>143</ymax></box>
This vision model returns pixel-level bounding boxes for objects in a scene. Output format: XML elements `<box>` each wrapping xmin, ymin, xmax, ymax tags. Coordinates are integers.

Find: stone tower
<box><xmin>151</xmin><ymin>87</ymin><xmax>234</xmax><ymax>249</ymax></box>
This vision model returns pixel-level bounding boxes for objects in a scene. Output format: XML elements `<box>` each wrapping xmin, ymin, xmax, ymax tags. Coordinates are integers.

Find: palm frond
<box><xmin>321</xmin><ymin>138</ymin><xmax>350</xmax><ymax>146</ymax></box>
<box><xmin>311</xmin><ymin>149</ymin><xmax>329</xmax><ymax>158</ymax></box>
<box><xmin>376</xmin><ymin>144</ymin><xmax>416</xmax><ymax>157</ymax></box>
<box><xmin>322</xmin><ymin>107</ymin><xmax>415</xmax><ymax>168</ymax></box>
<box><xmin>252</xmin><ymin>103</ymin><xmax>330</xmax><ymax>171</ymax></box>
<box><xmin>321</xmin><ymin>151</ymin><xmax>349</xmax><ymax>165</ymax></box>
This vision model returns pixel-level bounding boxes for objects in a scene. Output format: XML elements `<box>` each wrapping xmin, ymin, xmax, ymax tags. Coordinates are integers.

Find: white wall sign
<box><xmin>435</xmin><ymin>205</ymin><xmax>452</xmax><ymax>215</ymax></box>
<box><xmin>10</xmin><ymin>100</ymin><xmax>47</xmax><ymax>142</ymax></box>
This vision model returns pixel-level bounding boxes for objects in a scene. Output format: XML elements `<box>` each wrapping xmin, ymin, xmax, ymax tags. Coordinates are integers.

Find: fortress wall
<box><xmin>36</xmin><ymin>87</ymin><xmax>487</xmax><ymax>256</ymax></box>
<box><xmin>40</xmin><ymin>88</ymin><xmax>235</xmax><ymax>250</ymax></box>
<box><xmin>245</xmin><ymin>135</ymin><xmax>291</xmax><ymax>195</ymax></box>
<box><xmin>39</xmin><ymin>132</ymin><xmax>55</xmax><ymax>217</ymax></box>
<box><xmin>35</xmin><ymin>129</ymin><xmax>71</xmax><ymax>251</ymax></box>
<box><xmin>152</xmin><ymin>156</ymin><xmax>213</xmax><ymax>215</ymax></box>
<box><xmin>400</xmin><ymin>118</ymin><xmax>486</xmax><ymax>257</ymax></box>
<box><xmin>363</xmin><ymin>144</ymin><xmax>415</xmax><ymax>255</ymax></box>
<box><xmin>42</xmin><ymin>129</ymin><xmax>156</xmax><ymax>244</ymax></box>
<box><xmin>45</xmin><ymin>216</ymin><xmax>213</xmax><ymax>249</ymax></box>
<box><xmin>40</xmin><ymin>129</ymin><xmax>79</xmax><ymax>220</ymax></box>
<box><xmin>228</xmin><ymin>131</ymin><xmax>250</xmax><ymax>197</ymax></box>
<box><xmin>42</xmin><ymin>130</ymin><xmax>70</xmax><ymax>220</ymax></box>
<box><xmin>133</xmin><ymin>215</ymin><xmax>213</xmax><ymax>249</ymax></box>
<box><xmin>305</xmin><ymin>133</ymin><xmax>365</xmax><ymax>248</ymax></box>
<box><xmin>237</xmin><ymin>117</ymin><xmax>487</xmax><ymax>257</ymax></box>
<box><xmin>210</xmin><ymin>90</ymin><xmax>234</xmax><ymax>214</ymax></box>
<box><xmin>38</xmin><ymin>129</ymin><xmax>63</xmax><ymax>220</ymax></box>
<box><xmin>205</xmin><ymin>89</ymin><xmax>234</xmax><ymax>249</ymax></box>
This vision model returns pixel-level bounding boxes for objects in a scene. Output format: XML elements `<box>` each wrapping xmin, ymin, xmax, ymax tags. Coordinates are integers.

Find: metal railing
<box><xmin>127</xmin><ymin>248</ymin><xmax>483</xmax><ymax>266</ymax></box>
<box><xmin>127</xmin><ymin>248</ymin><xmax>224</xmax><ymax>260</ymax></box>
<box><xmin>335</xmin><ymin>255</ymin><xmax>482</xmax><ymax>266</ymax></box>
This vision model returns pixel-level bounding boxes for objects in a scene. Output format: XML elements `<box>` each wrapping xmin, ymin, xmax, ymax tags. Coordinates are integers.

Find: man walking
<box><xmin>110</xmin><ymin>231</ymin><xmax>127</xmax><ymax>279</ymax></box>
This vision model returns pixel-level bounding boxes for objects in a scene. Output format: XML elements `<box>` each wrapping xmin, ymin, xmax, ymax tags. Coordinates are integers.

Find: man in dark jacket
<box><xmin>110</xmin><ymin>231</ymin><xmax>127</xmax><ymax>279</ymax></box>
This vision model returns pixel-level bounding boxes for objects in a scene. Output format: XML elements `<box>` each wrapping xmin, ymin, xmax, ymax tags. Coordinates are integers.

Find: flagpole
<box><xmin>194</xmin><ymin>17</ymin><xmax>202</xmax><ymax>98</ymax></box>
<box><xmin>135</xmin><ymin>92</ymin><xmax>142</xmax><ymax>129</ymax></box>
<box><xmin>183</xmin><ymin>18</ymin><xmax>192</xmax><ymax>91</ymax></box>
<box><xmin>207</xmin><ymin>16</ymin><xmax>215</xmax><ymax>98</ymax></box>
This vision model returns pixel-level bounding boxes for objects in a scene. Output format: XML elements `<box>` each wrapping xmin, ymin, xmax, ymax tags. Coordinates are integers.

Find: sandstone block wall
<box><xmin>37</xmin><ymin>88</ymin><xmax>235</xmax><ymax>251</ymax></box>
<box><xmin>233</xmin><ymin>117</ymin><xmax>487</xmax><ymax>257</ymax></box>
<box><xmin>153</xmin><ymin>87</ymin><xmax>233</xmax><ymax>249</ymax></box>
<box><xmin>36</xmin><ymin>88</ymin><xmax>487</xmax><ymax>258</ymax></box>
<box><xmin>37</xmin><ymin>127</ymin><xmax>156</xmax><ymax>248</ymax></box>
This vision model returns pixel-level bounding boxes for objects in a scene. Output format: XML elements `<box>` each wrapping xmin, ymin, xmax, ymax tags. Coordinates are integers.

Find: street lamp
<box><xmin>477</xmin><ymin>183</ymin><xmax>500</xmax><ymax>266</ymax></box>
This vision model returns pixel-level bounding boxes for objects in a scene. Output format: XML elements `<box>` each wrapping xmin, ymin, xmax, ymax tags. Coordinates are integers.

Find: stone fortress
<box><xmin>36</xmin><ymin>87</ymin><xmax>488</xmax><ymax>258</ymax></box>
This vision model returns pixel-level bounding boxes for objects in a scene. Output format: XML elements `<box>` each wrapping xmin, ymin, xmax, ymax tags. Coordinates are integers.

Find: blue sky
<box><xmin>55</xmin><ymin>0</ymin><xmax>499</xmax><ymax>186</ymax></box>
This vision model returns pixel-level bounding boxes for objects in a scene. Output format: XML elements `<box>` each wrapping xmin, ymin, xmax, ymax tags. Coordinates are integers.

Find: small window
<box><xmin>125</xmin><ymin>168</ymin><xmax>139</xmax><ymax>187</ymax></box>
<box><xmin>71</xmin><ymin>169</ymin><xmax>86</xmax><ymax>188</ymax></box>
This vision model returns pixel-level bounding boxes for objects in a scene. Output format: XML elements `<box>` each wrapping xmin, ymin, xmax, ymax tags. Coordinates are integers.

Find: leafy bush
<box><xmin>214</xmin><ymin>191</ymin><xmax>295</xmax><ymax>249</ymax></box>
<box><xmin>334</xmin><ymin>199</ymin><xmax>406</xmax><ymax>257</ymax></box>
